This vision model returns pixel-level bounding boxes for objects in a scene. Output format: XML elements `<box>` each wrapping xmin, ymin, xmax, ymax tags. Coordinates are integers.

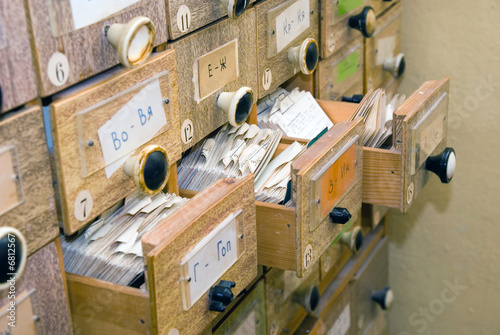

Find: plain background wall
<box><xmin>388</xmin><ymin>0</ymin><xmax>500</xmax><ymax>334</ymax></box>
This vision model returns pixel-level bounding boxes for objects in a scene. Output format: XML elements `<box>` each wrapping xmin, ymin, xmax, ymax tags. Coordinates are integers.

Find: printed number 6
<box><xmin>56</xmin><ymin>62</ymin><xmax>66</xmax><ymax>83</ymax></box>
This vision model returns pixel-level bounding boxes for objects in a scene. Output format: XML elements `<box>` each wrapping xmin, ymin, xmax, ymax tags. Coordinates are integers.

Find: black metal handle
<box><xmin>348</xmin><ymin>6</ymin><xmax>376</xmax><ymax>38</ymax></box>
<box><xmin>209</xmin><ymin>280</ymin><xmax>236</xmax><ymax>312</ymax></box>
<box><xmin>329</xmin><ymin>207</ymin><xmax>351</xmax><ymax>224</ymax></box>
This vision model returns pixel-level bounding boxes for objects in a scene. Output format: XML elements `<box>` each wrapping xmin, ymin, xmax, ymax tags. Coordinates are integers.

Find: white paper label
<box><xmin>262</xmin><ymin>68</ymin><xmax>272</xmax><ymax>91</ymax></box>
<box><xmin>181</xmin><ymin>119</ymin><xmax>194</xmax><ymax>144</ymax></box>
<box><xmin>47</xmin><ymin>52</ymin><xmax>70</xmax><ymax>87</ymax></box>
<box><xmin>69</xmin><ymin>0</ymin><xmax>140</xmax><ymax>30</ymax></box>
<box><xmin>275</xmin><ymin>0</ymin><xmax>310</xmax><ymax>53</ymax></box>
<box><xmin>233</xmin><ymin>310</ymin><xmax>257</xmax><ymax>335</ymax></box>
<box><xmin>180</xmin><ymin>211</ymin><xmax>244</xmax><ymax>310</ymax></box>
<box><xmin>177</xmin><ymin>5</ymin><xmax>191</xmax><ymax>33</ymax></box>
<box><xmin>74</xmin><ymin>190</ymin><xmax>93</xmax><ymax>221</ymax></box>
<box><xmin>97</xmin><ymin>79</ymin><xmax>167</xmax><ymax>177</ymax></box>
<box><xmin>376</xmin><ymin>36</ymin><xmax>396</xmax><ymax>66</ymax></box>
<box><xmin>303</xmin><ymin>243</ymin><xmax>313</xmax><ymax>269</ymax></box>
<box><xmin>327</xmin><ymin>303</ymin><xmax>351</xmax><ymax>335</ymax></box>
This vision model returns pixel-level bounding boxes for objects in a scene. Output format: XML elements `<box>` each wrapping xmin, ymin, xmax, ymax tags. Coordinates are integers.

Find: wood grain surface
<box><xmin>165</xmin><ymin>0</ymin><xmax>256</xmax><ymax>39</ymax></box>
<box><xmin>0</xmin><ymin>0</ymin><xmax>38</xmax><ymax>113</ymax></box>
<box><xmin>169</xmin><ymin>8</ymin><xmax>257</xmax><ymax>151</ymax></box>
<box><xmin>142</xmin><ymin>176</ymin><xmax>258</xmax><ymax>335</ymax></box>
<box><xmin>0</xmin><ymin>105</ymin><xmax>58</xmax><ymax>256</ymax></box>
<box><xmin>25</xmin><ymin>0</ymin><xmax>168</xmax><ymax>96</ymax></box>
<box><xmin>50</xmin><ymin>50</ymin><xmax>181</xmax><ymax>234</ymax></box>
<box><xmin>0</xmin><ymin>241</ymin><xmax>72</xmax><ymax>334</ymax></box>
<box><xmin>256</xmin><ymin>0</ymin><xmax>319</xmax><ymax>98</ymax></box>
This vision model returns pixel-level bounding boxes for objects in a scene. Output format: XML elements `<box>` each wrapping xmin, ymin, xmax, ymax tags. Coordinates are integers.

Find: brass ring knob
<box><xmin>348</xmin><ymin>7</ymin><xmax>376</xmax><ymax>38</ymax></box>
<box><xmin>0</xmin><ymin>227</ymin><xmax>28</xmax><ymax>290</ymax></box>
<box><xmin>217</xmin><ymin>87</ymin><xmax>254</xmax><ymax>127</ymax></box>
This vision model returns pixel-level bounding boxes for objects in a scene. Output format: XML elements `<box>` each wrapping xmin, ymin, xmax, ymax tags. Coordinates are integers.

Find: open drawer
<box><xmin>318</xmin><ymin>77</ymin><xmax>455</xmax><ymax>212</ymax></box>
<box><xmin>66</xmin><ymin>175</ymin><xmax>258</xmax><ymax>335</ymax></box>
<box><xmin>49</xmin><ymin>50</ymin><xmax>181</xmax><ymax>234</ymax></box>
<box><xmin>256</xmin><ymin>118</ymin><xmax>363</xmax><ymax>277</ymax></box>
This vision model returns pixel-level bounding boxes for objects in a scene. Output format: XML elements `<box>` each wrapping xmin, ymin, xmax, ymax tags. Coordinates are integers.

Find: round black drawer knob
<box><xmin>383</xmin><ymin>53</ymin><xmax>406</xmax><ymax>78</ymax></box>
<box><xmin>372</xmin><ymin>286</ymin><xmax>394</xmax><ymax>310</ymax></box>
<box><xmin>217</xmin><ymin>87</ymin><xmax>254</xmax><ymax>127</ymax></box>
<box><xmin>294</xmin><ymin>284</ymin><xmax>320</xmax><ymax>314</ymax></box>
<box><xmin>329</xmin><ymin>207</ymin><xmax>351</xmax><ymax>224</ymax></box>
<box><xmin>209</xmin><ymin>280</ymin><xmax>236</xmax><ymax>312</ymax></box>
<box><xmin>348</xmin><ymin>7</ymin><xmax>377</xmax><ymax>38</ymax></box>
<box><xmin>0</xmin><ymin>227</ymin><xmax>28</xmax><ymax>290</ymax></box>
<box><xmin>220</xmin><ymin>0</ymin><xmax>249</xmax><ymax>18</ymax></box>
<box><xmin>425</xmin><ymin>147</ymin><xmax>456</xmax><ymax>184</ymax></box>
<box><xmin>124</xmin><ymin>145</ymin><xmax>170</xmax><ymax>195</ymax></box>
<box><xmin>340</xmin><ymin>226</ymin><xmax>364</xmax><ymax>254</ymax></box>
<box><xmin>288</xmin><ymin>38</ymin><xmax>319</xmax><ymax>75</ymax></box>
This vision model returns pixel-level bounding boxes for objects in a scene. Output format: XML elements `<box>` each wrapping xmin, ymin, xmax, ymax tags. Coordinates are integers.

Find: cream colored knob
<box><xmin>288</xmin><ymin>38</ymin><xmax>319</xmax><ymax>75</ymax></box>
<box><xmin>0</xmin><ymin>227</ymin><xmax>28</xmax><ymax>290</ymax></box>
<box><xmin>217</xmin><ymin>87</ymin><xmax>254</xmax><ymax>127</ymax></box>
<box><xmin>220</xmin><ymin>0</ymin><xmax>250</xmax><ymax>19</ymax></box>
<box><xmin>340</xmin><ymin>226</ymin><xmax>364</xmax><ymax>254</ymax></box>
<box><xmin>106</xmin><ymin>16</ymin><xmax>155</xmax><ymax>68</ymax></box>
<box><xmin>383</xmin><ymin>53</ymin><xmax>406</xmax><ymax>78</ymax></box>
<box><xmin>293</xmin><ymin>284</ymin><xmax>320</xmax><ymax>314</ymax></box>
<box><xmin>124</xmin><ymin>145</ymin><xmax>169</xmax><ymax>195</ymax></box>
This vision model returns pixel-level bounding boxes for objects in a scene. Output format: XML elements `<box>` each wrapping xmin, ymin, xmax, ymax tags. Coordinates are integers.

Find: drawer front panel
<box><xmin>292</xmin><ymin>119</ymin><xmax>363</xmax><ymax>276</ymax></box>
<box><xmin>320</xmin><ymin>0</ymin><xmax>370</xmax><ymax>59</ymax></box>
<box><xmin>0</xmin><ymin>106</ymin><xmax>58</xmax><ymax>256</ymax></box>
<box><xmin>50</xmin><ymin>50</ymin><xmax>181</xmax><ymax>234</ymax></box>
<box><xmin>350</xmin><ymin>237</ymin><xmax>388</xmax><ymax>335</ymax></box>
<box><xmin>266</xmin><ymin>262</ymin><xmax>320</xmax><ymax>335</ymax></box>
<box><xmin>322</xmin><ymin>287</ymin><xmax>353</xmax><ymax>335</ymax></box>
<box><xmin>143</xmin><ymin>176</ymin><xmax>258</xmax><ymax>335</ymax></box>
<box><xmin>165</xmin><ymin>0</ymin><xmax>257</xmax><ymax>40</ymax></box>
<box><xmin>316</xmin><ymin>36</ymin><xmax>364</xmax><ymax>101</ymax></box>
<box><xmin>365</xmin><ymin>3</ymin><xmax>402</xmax><ymax>92</ymax></box>
<box><xmin>0</xmin><ymin>241</ymin><xmax>72</xmax><ymax>335</ymax></box>
<box><xmin>213</xmin><ymin>280</ymin><xmax>266</xmax><ymax>335</ymax></box>
<box><xmin>367</xmin><ymin>0</ymin><xmax>400</xmax><ymax>18</ymax></box>
<box><xmin>26</xmin><ymin>0</ymin><xmax>168</xmax><ymax>96</ymax></box>
<box><xmin>256</xmin><ymin>0</ymin><xmax>319</xmax><ymax>98</ymax></box>
<box><xmin>0</xmin><ymin>0</ymin><xmax>38</xmax><ymax>113</ymax></box>
<box><xmin>170</xmin><ymin>9</ymin><xmax>257</xmax><ymax>151</ymax></box>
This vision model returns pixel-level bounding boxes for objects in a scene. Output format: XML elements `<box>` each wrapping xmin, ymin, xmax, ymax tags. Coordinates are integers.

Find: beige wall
<box><xmin>388</xmin><ymin>0</ymin><xmax>500</xmax><ymax>334</ymax></box>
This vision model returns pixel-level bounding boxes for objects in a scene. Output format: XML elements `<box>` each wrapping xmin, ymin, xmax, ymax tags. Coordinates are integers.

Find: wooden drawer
<box><xmin>367</xmin><ymin>0</ymin><xmax>400</xmax><ymax>18</ymax></box>
<box><xmin>315</xmin><ymin>35</ymin><xmax>364</xmax><ymax>101</ymax></box>
<box><xmin>256</xmin><ymin>0</ymin><xmax>320</xmax><ymax>98</ymax></box>
<box><xmin>49</xmin><ymin>50</ymin><xmax>181</xmax><ymax>234</ymax></box>
<box><xmin>320</xmin><ymin>0</ymin><xmax>376</xmax><ymax>60</ymax></box>
<box><xmin>169</xmin><ymin>8</ymin><xmax>257</xmax><ymax>151</ymax></box>
<box><xmin>67</xmin><ymin>176</ymin><xmax>258</xmax><ymax>335</ymax></box>
<box><xmin>266</xmin><ymin>263</ymin><xmax>320</xmax><ymax>335</ymax></box>
<box><xmin>317</xmin><ymin>77</ymin><xmax>454</xmax><ymax>212</ymax></box>
<box><xmin>0</xmin><ymin>239</ymin><xmax>72</xmax><ymax>335</ymax></box>
<box><xmin>0</xmin><ymin>105</ymin><xmax>58</xmax><ymax>256</ymax></box>
<box><xmin>257</xmin><ymin>118</ymin><xmax>363</xmax><ymax>276</ymax></box>
<box><xmin>26</xmin><ymin>0</ymin><xmax>168</xmax><ymax>96</ymax></box>
<box><xmin>319</xmin><ymin>211</ymin><xmax>364</xmax><ymax>284</ymax></box>
<box><xmin>213</xmin><ymin>280</ymin><xmax>267</xmax><ymax>335</ymax></box>
<box><xmin>165</xmin><ymin>0</ymin><xmax>256</xmax><ymax>40</ymax></box>
<box><xmin>0</xmin><ymin>0</ymin><xmax>37</xmax><ymax>113</ymax></box>
<box><xmin>350</xmin><ymin>236</ymin><xmax>391</xmax><ymax>335</ymax></box>
<box><xmin>364</xmin><ymin>2</ymin><xmax>404</xmax><ymax>92</ymax></box>
<box><xmin>321</xmin><ymin>286</ymin><xmax>352</xmax><ymax>335</ymax></box>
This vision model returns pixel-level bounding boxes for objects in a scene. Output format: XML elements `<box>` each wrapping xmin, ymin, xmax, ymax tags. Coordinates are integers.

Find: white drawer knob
<box><xmin>0</xmin><ymin>227</ymin><xmax>28</xmax><ymax>290</ymax></box>
<box><xmin>217</xmin><ymin>87</ymin><xmax>254</xmax><ymax>127</ymax></box>
<box><xmin>106</xmin><ymin>17</ymin><xmax>156</xmax><ymax>68</ymax></box>
<box><xmin>340</xmin><ymin>226</ymin><xmax>364</xmax><ymax>254</ymax></box>
<box><xmin>293</xmin><ymin>284</ymin><xmax>320</xmax><ymax>314</ymax></box>
<box><xmin>425</xmin><ymin>147</ymin><xmax>456</xmax><ymax>184</ymax></box>
<box><xmin>124</xmin><ymin>145</ymin><xmax>169</xmax><ymax>195</ymax></box>
<box><xmin>220</xmin><ymin>0</ymin><xmax>250</xmax><ymax>19</ymax></box>
<box><xmin>383</xmin><ymin>53</ymin><xmax>406</xmax><ymax>78</ymax></box>
<box><xmin>287</xmin><ymin>38</ymin><xmax>319</xmax><ymax>75</ymax></box>
<box><xmin>372</xmin><ymin>286</ymin><xmax>393</xmax><ymax>310</ymax></box>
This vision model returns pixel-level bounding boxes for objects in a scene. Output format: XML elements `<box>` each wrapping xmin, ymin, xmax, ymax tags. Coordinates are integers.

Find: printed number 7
<box><xmin>81</xmin><ymin>198</ymin><xmax>87</xmax><ymax>218</ymax></box>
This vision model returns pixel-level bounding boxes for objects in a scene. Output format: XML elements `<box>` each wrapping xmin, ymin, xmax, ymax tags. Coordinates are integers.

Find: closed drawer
<box><xmin>257</xmin><ymin>118</ymin><xmax>363</xmax><ymax>276</ymax></box>
<box><xmin>366</xmin><ymin>0</ymin><xmax>400</xmax><ymax>18</ymax></box>
<box><xmin>320</xmin><ymin>0</ymin><xmax>376</xmax><ymax>60</ymax></box>
<box><xmin>165</xmin><ymin>0</ymin><xmax>256</xmax><ymax>39</ymax></box>
<box><xmin>49</xmin><ymin>50</ymin><xmax>181</xmax><ymax>234</ymax></box>
<box><xmin>213</xmin><ymin>280</ymin><xmax>267</xmax><ymax>335</ymax></box>
<box><xmin>350</xmin><ymin>237</ymin><xmax>391</xmax><ymax>335</ymax></box>
<box><xmin>316</xmin><ymin>36</ymin><xmax>364</xmax><ymax>101</ymax></box>
<box><xmin>364</xmin><ymin>2</ymin><xmax>404</xmax><ymax>92</ymax></box>
<box><xmin>26</xmin><ymin>0</ymin><xmax>168</xmax><ymax>96</ymax></box>
<box><xmin>169</xmin><ymin>8</ymin><xmax>257</xmax><ymax>151</ymax></box>
<box><xmin>317</xmin><ymin>77</ymin><xmax>454</xmax><ymax>213</ymax></box>
<box><xmin>319</xmin><ymin>211</ymin><xmax>364</xmax><ymax>284</ymax></box>
<box><xmin>67</xmin><ymin>176</ymin><xmax>258</xmax><ymax>335</ymax></box>
<box><xmin>266</xmin><ymin>263</ymin><xmax>320</xmax><ymax>335</ymax></box>
<box><xmin>256</xmin><ymin>0</ymin><xmax>320</xmax><ymax>98</ymax></box>
<box><xmin>0</xmin><ymin>0</ymin><xmax>37</xmax><ymax>113</ymax></box>
<box><xmin>0</xmin><ymin>240</ymin><xmax>72</xmax><ymax>335</ymax></box>
<box><xmin>321</xmin><ymin>286</ymin><xmax>353</xmax><ymax>335</ymax></box>
<box><xmin>0</xmin><ymin>105</ymin><xmax>58</xmax><ymax>256</ymax></box>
